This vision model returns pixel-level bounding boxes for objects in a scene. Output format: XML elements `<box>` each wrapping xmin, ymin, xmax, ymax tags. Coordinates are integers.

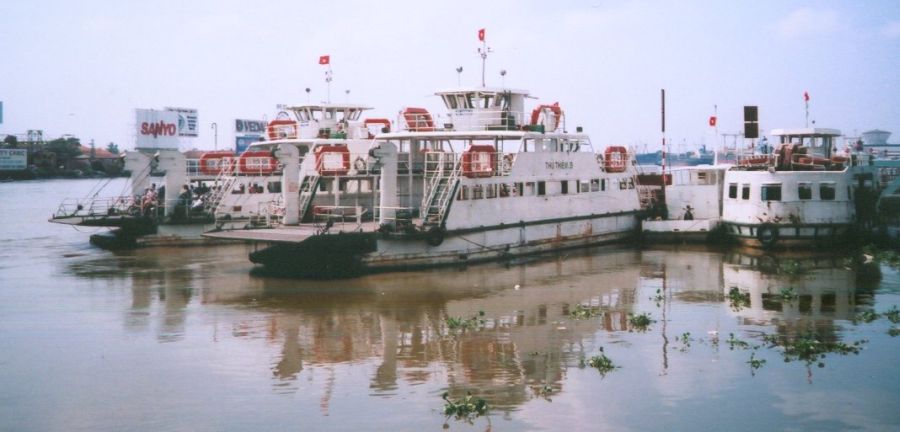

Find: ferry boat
<box><xmin>719</xmin><ymin>127</ymin><xmax>876</xmax><ymax>249</ymax></box>
<box><xmin>220</xmin><ymin>85</ymin><xmax>644</xmax><ymax>277</ymax></box>
<box><xmin>49</xmin><ymin>101</ymin><xmax>385</xmax><ymax>248</ymax></box>
<box><xmin>640</xmin><ymin>164</ymin><xmax>730</xmax><ymax>243</ymax></box>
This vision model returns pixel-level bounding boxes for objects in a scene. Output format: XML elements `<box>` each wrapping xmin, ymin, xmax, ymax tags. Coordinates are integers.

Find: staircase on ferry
<box><xmin>421</xmin><ymin>152</ymin><xmax>460</xmax><ymax>228</ymax></box>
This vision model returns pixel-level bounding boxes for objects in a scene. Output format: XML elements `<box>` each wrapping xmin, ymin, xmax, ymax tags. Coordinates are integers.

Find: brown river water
<box><xmin>1</xmin><ymin>178</ymin><xmax>899</xmax><ymax>431</ymax></box>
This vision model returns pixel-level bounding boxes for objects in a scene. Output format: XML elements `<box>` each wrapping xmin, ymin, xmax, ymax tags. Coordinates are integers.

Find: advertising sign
<box><xmin>235</xmin><ymin>135</ymin><xmax>263</xmax><ymax>154</ymax></box>
<box><xmin>136</xmin><ymin>109</ymin><xmax>180</xmax><ymax>149</ymax></box>
<box><xmin>0</xmin><ymin>149</ymin><xmax>27</xmax><ymax>170</ymax></box>
<box><xmin>165</xmin><ymin>107</ymin><xmax>199</xmax><ymax>137</ymax></box>
<box><xmin>235</xmin><ymin>119</ymin><xmax>267</xmax><ymax>134</ymax></box>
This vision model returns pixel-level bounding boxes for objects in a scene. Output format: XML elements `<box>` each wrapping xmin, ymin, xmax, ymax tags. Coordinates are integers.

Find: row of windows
<box><xmin>457</xmin><ymin>178</ymin><xmax>634</xmax><ymax>201</ymax></box>
<box><xmin>727</xmin><ymin>182</ymin><xmax>837</xmax><ymax>202</ymax></box>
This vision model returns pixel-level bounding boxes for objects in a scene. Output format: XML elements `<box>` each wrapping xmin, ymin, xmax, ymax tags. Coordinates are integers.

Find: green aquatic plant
<box><xmin>727</xmin><ymin>333</ymin><xmax>751</xmax><ymax>350</ymax></box>
<box><xmin>677</xmin><ymin>332</ymin><xmax>693</xmax><ymax>351</ymax></box>
<box><xmin>628</xmin><ymin>312</ymin><xmax>655</xmax><ymax>331</ymax></box>
<box><xmin>446</xmin><ymin>311</ymin><xmax>486</xmax><ymax>332</ymax></box>
<box><xmin>780</xmin><ymin>260</ymin><xmax>804</xmax><ymax>275</ymax></box>
<box><xmin>854</xmin><ymin>310</ymin><xmax>880</xmax><ymax>324</ymax></box>
<box><xmin>747</xmin><ymin>352</ymin><xmax>767</xmax><ymax>374</ymax></box>
<box><xmin>532</xmin><ymin>385</ymin><xmax>554</xmax><ymax>400</ymax></box>
<box><xmin>762</xmin><ymin>333</ymin><xmax>866</xmax><ymax>367</ymax></box>
<box><xmin>581</xmin><ymin>353</ymin><xmax>617</xmax><ymax>375</ymax></box>
<box><xmin>651</xmin><ymin>288</ymin><xmax>665</xmax><ymax>306</ymax></box>
<box><xmin>889</xmin><ymin>327</ymin><xmax>900</xmax><ymax>337</ymax></box>
<box><xmin>728</xmin><ymin>287</ymin><xmax>750</xmax><ymax>310</ymax></box>
<box><xmin>442</xmin><ymin>392</ymin><xmax>488</xmax><ymax>420</ymax></box>
<box><xmin>779</xmin><ymin>287</ymin><xmax>798</xmax><ymax>301</ymax></box>
<box><xmin>862</xmin><ymin>244</ymin><xmax>900</xmax><ymax>269</ymax></box>
<box><xmin>883</xmin><ymin>306</ymin><xmax>900</xmax><ymax>324</ymax></box>
<box><xmin>569</xmin><ymin>303</ymin><xmax>600</xmax><ymax>320</ymax></box>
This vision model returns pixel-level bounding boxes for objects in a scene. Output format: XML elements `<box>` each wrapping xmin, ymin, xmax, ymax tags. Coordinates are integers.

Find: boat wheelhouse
<box><xmin>229</xmin><ymin>86</ymin><xmax>644</xmax><ymax>277</ymax></box>
<box><xmin>208</xmin><ymin>103</ymin><xmax>382</xmax><ymax>228</ymax></box>
<box><xmin>720</xmin><ymin>127</ymin><xmax>875</xmax><ymax>248</ymax></box>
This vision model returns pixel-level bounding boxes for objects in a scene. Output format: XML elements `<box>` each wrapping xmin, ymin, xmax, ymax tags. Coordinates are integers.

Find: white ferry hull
<box><xmin>721</xmin><ymin>221</ymin><xmax>852</xmax><ymax>249</ymax></box>
<box><xmin>249</xmin><ymin>212</ymin><xmax>639</xmax><ymax>277</ymax></box>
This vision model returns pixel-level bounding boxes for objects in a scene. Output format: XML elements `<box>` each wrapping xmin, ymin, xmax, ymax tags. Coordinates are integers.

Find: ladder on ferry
<box><xmin>297</xmin><ymin>174</ymin><xmax>320</xmax><ymax>222</ymax></box>
<box><xmin>421</xmin><ymin>152</ymin><xmax>460</xmax><ymax>228</ymax></box>
<box><xmin>206</xmin><ymin>160</ymin><xmax>238</xmax><ymax>217</ymax></box>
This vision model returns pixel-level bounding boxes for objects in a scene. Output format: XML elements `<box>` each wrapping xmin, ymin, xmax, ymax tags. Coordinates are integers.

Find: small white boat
<box><xmin>719</xmin><ymin>127</ymin><xmax>876</xmax><ymax>249</ymax></box>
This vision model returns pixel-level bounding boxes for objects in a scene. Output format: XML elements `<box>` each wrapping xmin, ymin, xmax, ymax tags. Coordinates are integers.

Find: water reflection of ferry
<box><xmin>217</xmin><ymin>247</ymin><xmax>643</xmax><ymax>410</ymax></box>
<box><xmin>722</xmin><ymin>250</ymin><xmax>876</xmax><ymax>328</ymax></box>
<box><xmin>64</xmin><ymin>244</ymin><xmax>883</xmax><ymax>419</ymax></box>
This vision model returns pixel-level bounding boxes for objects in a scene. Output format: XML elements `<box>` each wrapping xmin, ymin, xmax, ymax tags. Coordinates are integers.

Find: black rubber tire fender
<box><xmin>756</xmin><ymin>223</ymin><xmax>779</xmax><ymax>249</ymax></box>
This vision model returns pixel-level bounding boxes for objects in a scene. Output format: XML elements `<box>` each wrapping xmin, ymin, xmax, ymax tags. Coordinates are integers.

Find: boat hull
<box><xmin>250</xmin><ymin>212</ymin><xmax>640</xmax><ymax>278</ymax></box>
<box><xmin>721</xmin><ymin>221</ymin><xmax>853</xmax><ymax>249</ymax></box>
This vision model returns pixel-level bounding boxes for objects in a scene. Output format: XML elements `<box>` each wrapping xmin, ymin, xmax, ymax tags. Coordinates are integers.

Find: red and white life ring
<box><xmin>198</xmin><ymin>151</ymin><xmax>235</xmax><ymax>175</ymax></box>
<box><xmin>314</xmin><ymin>144</ymin><xmax>351</xmax><ymax>176</ymax></box>
<box><xmin>238</xmin><ymin>151</ymin><xmax>278</xmax><ymax>175</ymax></box>
<box><xmin>461</xmin><ymin>145</ymin><xmax>496</xmax><ymax>178</ymax></box>
<box><xmin>604</xmin><ymin>146</ymin><xmax>628</xmax><ymax>173</ymax></box>
<box><xmin>530</xmin><ymin>102</ymin><xmax>563</xmax><ymax>132</ymax></box>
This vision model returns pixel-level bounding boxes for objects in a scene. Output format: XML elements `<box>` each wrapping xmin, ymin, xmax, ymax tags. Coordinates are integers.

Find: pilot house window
<box><xmin>761</xmin><ymin>184</ymin><xmax>782</xmax><ymax>201</ymax></box>
<box><xmin>798</xmin><ymin>183</ymin><xmax>812</xmax><ymax>200</ymax></box>
<box><xmin>728</xmin><ymin>183</ymin><xmax>738</xmax><ymax>199</ymax></box>
<box><xmin>820</xmin><ymin>183</ymin><xmax>836</xmax><ymax>200</ymax></box>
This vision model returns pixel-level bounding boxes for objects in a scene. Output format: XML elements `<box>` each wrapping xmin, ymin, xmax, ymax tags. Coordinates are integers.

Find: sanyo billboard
<box><xmin>135</xmin><ymin>109</ymin><xmax>180</xmax><ymax>149</ymax></box>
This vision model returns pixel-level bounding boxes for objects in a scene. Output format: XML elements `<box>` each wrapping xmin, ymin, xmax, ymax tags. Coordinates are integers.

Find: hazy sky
<box><xmin>1</xmin><ymin>0</ymin><xmax>899</xmax><ymax>152</ymax></box>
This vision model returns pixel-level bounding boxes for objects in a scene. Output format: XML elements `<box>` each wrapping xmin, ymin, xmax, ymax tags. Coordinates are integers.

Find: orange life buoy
<box><xmin>530</xmin><ymin>102</ymin><xmax>563</xmax><ymax>131</ymax></box>
<box><xmin>603</xmin><ymin>146</ymin><xmax>628</xmax><ymax>173</ymax></box>
<box><xmin>314</xmin><ymin>144</ymin><xmax>351</xmax><ymax>176</ymax></box>
<box><xmin>198</xmin><ymin>151</ymin><xmax>235</xmax><ymax>175</ymax></box>
<box><xmin>461</xmin><ymin>145</ymin><xmax>496</xmax><ymax>178</ymax></box>
<box><xmin>402</xmin><ymin>107</ymin><xmax>435</xmax><ymax>132</ymax></box>
<box><xmin>238</xmin><ymin>151</ymin><xmax>278</xmax><ymax>175</ymax></box>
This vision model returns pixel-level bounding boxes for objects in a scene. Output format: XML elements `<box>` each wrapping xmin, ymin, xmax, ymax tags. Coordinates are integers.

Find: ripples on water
<box><xmin>1</xmin><ymin>179</ymin><xmax>899</xmax><ymax>431</ymax></box>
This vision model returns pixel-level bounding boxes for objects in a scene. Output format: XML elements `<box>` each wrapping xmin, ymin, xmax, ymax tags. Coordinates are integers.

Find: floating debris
<box><xmin>441</xmin><ymin>391</ymin><xmax>488</xmax><ymax>421</ymax></box>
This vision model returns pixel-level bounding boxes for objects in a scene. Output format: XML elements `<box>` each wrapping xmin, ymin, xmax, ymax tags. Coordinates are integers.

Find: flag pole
<box><xmin>661</xmin><ymin>88</ymin><xmax>667</xmax><ymax>216</ymax></box>
<box><xmin>714</xmin><ymin>104</ymin><xmax>719</xmax><ymax>165</ymax></box>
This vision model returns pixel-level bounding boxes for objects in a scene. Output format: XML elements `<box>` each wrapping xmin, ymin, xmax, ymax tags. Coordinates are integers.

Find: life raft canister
<box><xmin>363</xmin><ymin>118</ymin><xmax>391</xmax><ymax>138</ymax></box>
<box><xmin>529</xmin><ymin>102</ymin><xmax>563</xmax><ymax>132</ymax></box>
<box><xmin>314</xmin><ymin>144</ymin><xmax>351</xmax><ymax>176</ymax></box>
<box><xmin>402</xmin><ymin>107</ymin><xmax>435</xmax><ymax>132</ymax></box>
<box><xmin>461</xmin><ymin>145</ymin><xmax>497</xmax><ymax>178</ymax></box>
<box><xmin>604</xmin><ymin>146</ymin><xmax>628</xmax><ymax>173</ymax></box>
<box><xmin>238</xmin><ymin>151</ymin><xmax>278</xmax><ymax>175</ymax></box>
<box><xmin>266</xmin><ymin>117</ymin><xmax>299</xmax><ymax>140</ymax></box>
<box><xmin>198</xmin><ymin>151</ymin><xmax>235</xmax><ymax>175</ymax></box>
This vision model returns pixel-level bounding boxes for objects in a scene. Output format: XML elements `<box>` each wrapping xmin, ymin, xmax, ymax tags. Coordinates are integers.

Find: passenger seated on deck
<box><xmin>141</xmin><ymin>184</ymin><xmax>158</xmax><ymax>216</ymax></box>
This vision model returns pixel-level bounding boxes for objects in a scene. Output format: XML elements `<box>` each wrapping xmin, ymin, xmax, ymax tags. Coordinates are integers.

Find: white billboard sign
<box><xmin>0</xmin><ymin>149</ymin><xmax>27</xmax><ymax>170</ymax></box>
<box><xmin>165</xmin><ymin>107</ymin><xmax>199</xmax><ymax>137</ymax></box>
<box><xmin>136</xmin><ymin>109</ymin><xmax>180</xmax><ymax>149</ymax></box>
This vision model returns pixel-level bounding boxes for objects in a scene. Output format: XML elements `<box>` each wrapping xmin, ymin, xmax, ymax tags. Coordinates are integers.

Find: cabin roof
<box><xmin>375</xmin><ymin>130</ymin><xmax>588</xmax><ymax>141</ymax></box>
<box><xmin>770</xmin><ymin>127</ymin><xmax>841</xmax><ymax>137</ymax></box>
<box><xmin>282</xmin><ymin>103</ymin><xmax>373</xmax><ymax>111</ymax></box>
<box><xmin>434</xmin><ymin>87</ymin><xmax>531</xmax><ymax>97</ymax></box>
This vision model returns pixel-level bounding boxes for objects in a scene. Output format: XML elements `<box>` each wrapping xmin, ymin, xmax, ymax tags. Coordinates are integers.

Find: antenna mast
<box><xmin>477</xmin><ymin>28</ymin><xmax>491</xmax><ymax>87</ymax></box>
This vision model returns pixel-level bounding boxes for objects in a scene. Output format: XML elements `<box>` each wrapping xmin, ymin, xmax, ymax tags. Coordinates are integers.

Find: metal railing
<box><xmin>399</xmin><ymin>110</ymin><xmax>528</xmax><ymax>132</ymax></box>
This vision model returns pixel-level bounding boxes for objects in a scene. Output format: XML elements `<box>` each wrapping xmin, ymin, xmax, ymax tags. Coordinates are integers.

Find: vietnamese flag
<box><xmin>804</xmin><ymin>91</ymin><xmax>810</xmax><ymax>102</ymax></box>
<box><xmin>478</xmin><ymin>28</ymin><xmax>485</xmax><ymax>42</ymax></box>
<box><xmin>319</xmin><ymin>55</ymin><xmax>330</xmax><ymax>65</ymax></box>
<box><xmin>709</xmin><ymin>116</ymin><xmax>717</xmax><ymax>127</ymax></box>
